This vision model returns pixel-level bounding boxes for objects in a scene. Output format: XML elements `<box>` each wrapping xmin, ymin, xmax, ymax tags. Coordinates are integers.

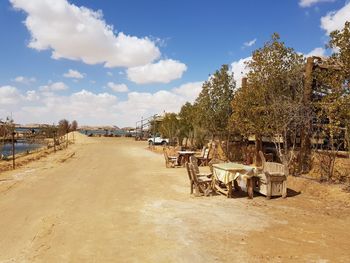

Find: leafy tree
<box><xmin>231</xmin><ymin>34</ymin><xmax>305</xmax><ymax>167</ymax></box>
<box><xmin>178</xmin><ymin>102</ymin><xmax>195</xmax><ymax>146</ymax></box>
<box><xmin>312</xmin><ymin>22</ymin><xmax>350</xmax><ymax>179</ymax></box>
<box><xmin>0</xmin><ymin>117</ymin><xmax>14</xmax><ymax>137</ymax></box>
<box><xmin>71</xmin><ymin>120</ymin><xmax>78</xmax><ymax>131</ymax></box>
<box><xmin>58</xmin><ymin>119</ymin><xmax>70</xmax><ymax>136</ymax></box>
<box><xmin>159</xmin><ymin>113</ymin><xmax>179</xmax><ymax>145</ymax></box>
<box><xmin>0</xmin><ymin>117</ymin><xmax>15</xmax><ymax>158</ymax></box>
<box><xmin>149</xmin><ymin>116</ymin><xmax>161</xmax><ymax>137</ymax></box>
<box><xmin>195</xmin><ymin>64</ymin><xmax>235</xmax><ymax>150</ymax></box>
<box><xmin>328</xmin><ymin>21</ymin><xmax>350</xmax><ymax>80</ymax></box>
<box><xmin>327</xmin><ymin>21</ymin><xmax>350</xmax><ymax>142</ymax></box>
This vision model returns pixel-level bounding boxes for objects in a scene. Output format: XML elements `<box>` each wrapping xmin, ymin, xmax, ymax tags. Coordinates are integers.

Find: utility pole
<box><xmin>141</xmin><ymin>116</ymin><xmax>143</xmax><ymax>139</ymax></box>
<box><xmin>152</xmin><ymin>114</ymin><xmax>157</xmax><ymax>148</ymax></box>
<box><xmin>299</xmin><ymin>57</ymin><xmax>314</xmax><ymax>173</ymax></box>
<box><xmin>11</xmin><ymin>131</ymin><xmax>15</xmax><ymax>169</ymax></box>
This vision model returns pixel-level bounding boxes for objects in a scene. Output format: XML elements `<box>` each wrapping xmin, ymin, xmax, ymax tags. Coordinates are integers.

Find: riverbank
<box><xmin>0</xmin><ymin>132</ymin><xmax>77</xmax><ymax>172</ymax></box>
<box><xmin>0</xmin><ymin>136</ymin><xmax>349</xmax><ymax>262</ymax></box>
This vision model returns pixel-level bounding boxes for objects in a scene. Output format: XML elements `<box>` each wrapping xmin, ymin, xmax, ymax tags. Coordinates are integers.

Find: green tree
<box><xmin>159</xmin><ymin>113</ymin><xmax>179</xmax><ymax>146</ymax></box>
<box><xmin>0</xmin><ymin>117</ymin><xmax>15</xmax><ymax>158</ymax></box>
<box><xmin>312</xmin><ymin>22</ymin><xmax>350</xmax><ymax>180</ymax></box>
<box><xmin>231</xmin><ymin>34</ymin><xmax>305</xmax><ymax>167</ymax></box>
<box><xmin>195</xmin><ymin>64</ymin><xmax>235</xmax><ymax>148</ymax></box>
<box><xmin>149</xmin><ymin>115</ymin><xmax>161</xmax><ymax>137</ymax></box>
<box><xmin>178</xmin><ymin>102</ymin><xmax>195</xmax><ymax>146</ymax></box>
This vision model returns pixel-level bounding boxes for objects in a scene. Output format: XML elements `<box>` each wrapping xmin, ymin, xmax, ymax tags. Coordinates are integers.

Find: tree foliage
<box><xmin>314</xmin><ymin>22</ymin><xmax>350</xmax><ymax>147</ymax></box>
<box><xmin>58</xmin><ymin>119</ymin><xmax>70</xmax><ymax>136</ymax></box>
<box><xmin>71</xmin><ymin>120</ymin><xmax>78</xmax><ymax>131</ymax></box>
<box><xmin>178</xmin><ymin>102</ymin><xmax>195</xmax><ymax>146</ymax></box>
<box><xmin>159</xmin><ymin>113</ymin><xmax>179</xmax><ymax>145</ymax></box>
<box><xmin>312</xmin><ymin>22</ymin><xmax>350</xmax><ymax>179</ymax></box>
<box><xmin>195</xmin><ymin>64</ymin><xmax>235</xmax><ymax>137</ymax></box>
<box><xmin>231</xmin><ymin>34</ymin><xmax>305</xmax><ymax>163</ymax></box>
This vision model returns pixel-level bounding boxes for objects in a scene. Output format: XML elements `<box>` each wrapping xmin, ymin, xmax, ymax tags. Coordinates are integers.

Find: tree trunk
<box><xmin>12</xmin><ymin>132</ymin><xmax>15</xmax><ymax>169</ymax></box>
<box><xmin>226</xmin><ymin>133</ymin><xmax>230</xmax><ymax>161</ymax></box>
<box><xmin>299</xmin><ymin>57</ymin><xmax>314</xmax><ymax>174</ymax></box>
<box><xmin>255</xmin><ymin>134</ymin><xmax>263</xmax><ymax>166</ymax></box>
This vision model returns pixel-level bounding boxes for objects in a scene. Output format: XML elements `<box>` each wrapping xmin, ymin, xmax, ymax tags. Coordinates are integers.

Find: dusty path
<box><xmin>0</xmin><ymin>136</ymin><xmax>349</xmax><ymax>262</ymax></box>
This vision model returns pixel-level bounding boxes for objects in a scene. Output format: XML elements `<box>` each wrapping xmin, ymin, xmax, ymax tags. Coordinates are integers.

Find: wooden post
<box><xmin>300</xmin><ymin>57</ymin><xmax>314</xmax><ymax>173</ymax></box>
<box><xmin>11</xmin><ymin>132</ymin><xmax>15</xmax><ymax>169</ymax></box>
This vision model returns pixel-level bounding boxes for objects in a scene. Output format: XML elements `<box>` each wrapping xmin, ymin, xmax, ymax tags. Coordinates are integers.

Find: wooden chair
<box><xmin>255</xmin><ymin>151</ymin><xmax>287</xmax><ymax>199</ymax></box>
<box><xmin>163</xmin><ymin>148</ymin><xmax>180</xmax><ymax>168</ymax></box>
<box><xmin>187</xmin><ymin>162</ymin><xmax>212</xmax><ymax>196</ymax></box>
<box><xmin>197</xmin><ymin>147</ymin><xmax>211</xmax><ymax>166</ymax></box>
<box><xmin>195</xmin><ymin>146</ymin><xmax>206</xmax><ymax>158</ymax></box>
<box><xmin>189</xmin><ymin>156</ymin><xmax>212</xmax><ymax>178</ymax></box>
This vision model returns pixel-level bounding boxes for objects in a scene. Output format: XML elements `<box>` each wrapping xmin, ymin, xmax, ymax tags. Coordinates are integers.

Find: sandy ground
<box><xmin>0</xmin><ymin>134</ymin><xmax>350</xmax><ymax>263</ymax></box>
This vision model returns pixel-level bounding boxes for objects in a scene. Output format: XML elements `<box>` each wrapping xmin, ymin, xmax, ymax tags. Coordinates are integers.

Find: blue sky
<box><xmin>0</xmin><ymin>0</ymin><xmax>349</xmax><ymax>127</ymax></box>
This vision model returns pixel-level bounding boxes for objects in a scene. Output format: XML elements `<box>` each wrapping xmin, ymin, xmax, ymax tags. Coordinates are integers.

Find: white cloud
<box><xmin>63</xmin><ymin>69</ymin><xmax>84</xmax><ymax>79</ymax></box>
<box><xmin>230</xmin><ymin>57</ymin><xmax>251</xmax><ymax>88</ymax></box>
<box><xmin>305</xmin><ymin>47</ymin><xmax>326</xmax><ymax>57</ymax></box>
<box><xmin>107</xmin><ymin>71</ymin><xmax>113</xmax><ymax>77</ymax></box>
<box><xmin>321</xmin><ymin>3</ymin><xmax>350</xmax><ymax>34</ymax></box>
<box><xmin>10</xmin><ymin>0</ymin><xmax>160</xmax><ymax>68</ymax></box>
<box><xmin>25</xmin><ymin>90</ymin><xmax>40</xmax><ymax>102</ymax></box>
<box><xmin>0</xmin><ymin>86</ymin><xmax>21</xmax><ymax>105</ymax></box>
<box><xmin>116</xmin><ymin>90</ymin><xmax>186</xmax><ymax>121</ymax></box>
<box><xmin>299</xmin><ymin>0</ymin><xmax>335</xmax><ymax>8</ymax></box>
<box><xmin>243</xmin><ymin>38</ymin><xmax>256</xmax><ymax>47</ymax></box>
<box><xmin>2</xmin><ymin>79</ymin><xmax>206</xmax><ymax>126</ymax></box>
<box><xmin>13</xmin><ymin>76</ymin><xmax>36</xmax><ymax>84</ymax></box>
<box><xmin>115</xmin><ymin>82</ymin><xmax>203</xmax><ymax>123</ymax></box>
<box><xmin>171</xmin><ymin>81</ymin><xmax>203</xmax><ymax>103</ymax></box>
<box><xmin>21</xmin><ymin>90</ymin><xmax>119</xmax><ymax>125</ymax></box>
<box><xmin>107</xmin><ymin>82</ymin><xmax>129</xmax><ymax>93</ymax></box>
<box><xmin>127</xmin><ymin>59</ymin><xmax>187</xmax><ymax>84</ymax></box>
<box><xmin>39</xmin><ymin>81</ymin><xmax>68</xmax><ymax>92</ymax></box>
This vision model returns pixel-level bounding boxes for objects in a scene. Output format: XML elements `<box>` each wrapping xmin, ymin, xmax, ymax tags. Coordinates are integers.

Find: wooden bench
<box><xmin>255</xmin><ymin>151</ymin><xmax>287</xmax><ymax>199</ymax></box>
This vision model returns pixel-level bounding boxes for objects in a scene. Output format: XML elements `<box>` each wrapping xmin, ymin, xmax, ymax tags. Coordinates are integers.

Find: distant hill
<box><xmin>79</xmin><ymin>125</ymin><xmax>120</xmax><ymax>130</ymax></box>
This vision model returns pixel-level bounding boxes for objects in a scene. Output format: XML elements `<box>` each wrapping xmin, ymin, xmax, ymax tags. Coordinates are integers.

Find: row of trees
<box><xmin>0</xmin><ymin>117</ymin><xmax>78</xmax><ymax>167</ymax></box>
<box><xmin>0</xmin><ymin>117</ymin><xmax>15</xmax><ymax>138</ymax></box>
<box><xmin>58</xmin><ymin>119</ymin><xmax>78</xmax><ymax>136</ymax></box>
<box><xmin>157</xmin><ymin>22</ymin><xmax>350</xmax><ymax>177</ymax></box>
<box><xmin>0</xmin><ymin>118</ymin><xmax>78</xmax><ymax>140</ymax></box>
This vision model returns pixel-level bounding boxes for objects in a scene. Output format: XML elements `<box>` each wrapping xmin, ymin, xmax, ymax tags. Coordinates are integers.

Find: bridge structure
<box><xmin>135</xmin><ymin>114</ymin><xmax>163</xmax><ymax>140</ymax></box>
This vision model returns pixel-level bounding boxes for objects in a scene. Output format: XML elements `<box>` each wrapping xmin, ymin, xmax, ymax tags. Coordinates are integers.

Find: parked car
<box><xmin>148</xmin><ymin>135</ymin><xmax>169</xmax><ymax>145</ymax></box>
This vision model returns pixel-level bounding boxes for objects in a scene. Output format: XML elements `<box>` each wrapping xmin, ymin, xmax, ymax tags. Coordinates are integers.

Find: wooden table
<box><xmin>177</xmin><ymin>151</ymin><xmax>195</xmax><ymax>166</ymax></box>
<box><xmin>212</xmin><ymin>163</ymin><xmax>257</xmax><ymax>199</ymax></box>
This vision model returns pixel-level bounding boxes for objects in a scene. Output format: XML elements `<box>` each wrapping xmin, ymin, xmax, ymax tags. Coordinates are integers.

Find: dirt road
<box><xmin>0</xmin><ymin>135</ymin><xmax>349</xmax><ymax>262</ymax></box>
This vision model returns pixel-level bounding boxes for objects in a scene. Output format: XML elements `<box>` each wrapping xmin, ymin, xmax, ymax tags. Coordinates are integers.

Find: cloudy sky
<box><xmin>0</xmin><ymin>0</ymin><xmax>349</xmax><ymax>127</ymax></box>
